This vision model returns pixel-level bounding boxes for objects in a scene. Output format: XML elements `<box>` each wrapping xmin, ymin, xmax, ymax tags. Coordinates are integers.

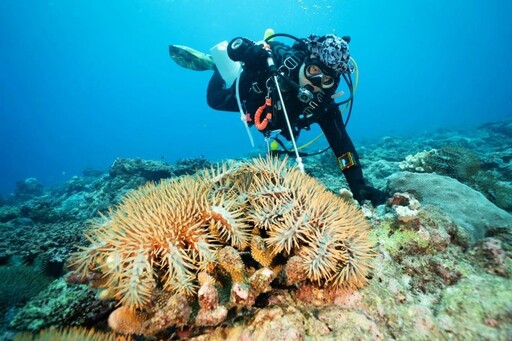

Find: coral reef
<box><xmin>3</xmin><ymin>120</ymin><xmax>511</xmax><ymax>340</ymax></box>
<box><xmin>0</xmin><ymin>219</ymin><xmax>87</xmax><ymax>267</ymax></box>
<box><xmin>13</xmin><ymin>178</ymin><xmax>44</xmax><ymax>201</ymax></box>
<box><xmin>0</xmin><ymin>157</ymin><xmax>209</xmax><ymax>270</ymax></box>
<box><xmin>182</xmin><ymin>189</ymin><xmax>511</xmax><ymax>340</ymax></box>
<box><xmin>8</xmin><ymin>277</ymin><xmax>114</xmax><ymax>333</ymax></box>
<box><xmin>68</xmin><ymin>157</ymin><xmax>373</xmax><ymax>336</ymax></box>
<box><xmin>480</xmin><ymin>119</ymin><xmax>512</xmax><ymax>137</ymax></box>
<box><xmin>472</xmin><ymin>171</ymin><xmax>512</xmax><ymax>212</ymax></box>
<box><xmin>0</xmin><ymin>264</ymin><xmax>54</xmax><ymax>335</ymax></box>
<box><xmin>108</xmin><ymin>157</ymin><xmax>175</xmax><ymax>180</ymax></box>
<box><xmin>0</xmin><ymin>265</ymin><xmax>53</xmax><ymax>312</ymax></box>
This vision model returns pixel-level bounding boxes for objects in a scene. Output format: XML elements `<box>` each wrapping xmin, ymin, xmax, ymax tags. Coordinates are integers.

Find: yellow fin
<box><xmin>264</xmin><ymin>28</ymin><xmax>275</xmax><ymax>41</ymax></box>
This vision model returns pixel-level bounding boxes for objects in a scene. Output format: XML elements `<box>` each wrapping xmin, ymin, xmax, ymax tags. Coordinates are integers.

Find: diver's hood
<box><xmin>305</xmin><ymin>34</ymin><xmax>351</xmax><ymax>76</ymax></box>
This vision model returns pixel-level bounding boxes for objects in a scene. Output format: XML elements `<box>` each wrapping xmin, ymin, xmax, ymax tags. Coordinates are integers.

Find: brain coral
<box><xmin>69</xmin><ymin>157</ymin><xmax>373</xmax><ymax>334</ymax></box>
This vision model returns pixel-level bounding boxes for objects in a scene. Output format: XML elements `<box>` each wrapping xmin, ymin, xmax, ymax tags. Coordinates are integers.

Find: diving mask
<box><xmin>304</xmin><ymin>59</ymin><xmax>336</xmax><ymax>89</ymax></box>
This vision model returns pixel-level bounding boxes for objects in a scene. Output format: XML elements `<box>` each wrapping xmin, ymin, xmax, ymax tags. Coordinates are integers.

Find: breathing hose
<box><xmin>264</xmin><ymin>47</ymin><xmax>305</xmax><ymax>173</ymax></box>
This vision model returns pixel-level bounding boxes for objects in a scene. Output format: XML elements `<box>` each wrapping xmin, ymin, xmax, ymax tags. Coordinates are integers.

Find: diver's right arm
<box><xmin>227</xmin><ymin>37</ymin><xmax>270</xmax><ymax>70</ymax></box>
<box><xmin>207</xmin><ymin>37</ymin><xmax>270</xmax><ymax>112</ymax></box>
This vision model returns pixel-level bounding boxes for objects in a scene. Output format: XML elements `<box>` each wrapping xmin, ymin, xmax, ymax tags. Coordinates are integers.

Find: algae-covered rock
<box><xmin>316</xmin><ymin>306</ymin><xmax>384</xmax><ymax>340</ymax></box>
<box><xmin>469</xmin><ymin>237</ymin><xmax>511</xmax><ymax>277</ymax></box>
<box><xmin>13</xmin><ymin>178</ymin><xmax>44</xmax><ymax>201</ymax></box>
<box><xmin>436</xmin><ymin>274</ymin><xmax>512</xmax><ymax>339</ymax></box>
<box><xmin>0</xmin><ymin>206</ymin><xmax>20</xmax><ymax>223</ymax></box>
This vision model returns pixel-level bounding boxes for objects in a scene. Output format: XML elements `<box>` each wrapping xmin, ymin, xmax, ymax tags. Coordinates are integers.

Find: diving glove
<box><xmin>343</xmin><ymin>166</ymin><xmax>386</xmax><ymax>206</ymax></box>
<box><xmin>351</xmin><ymin>183</ymin><xmax>386</xmax><ymax>206</ymax></box>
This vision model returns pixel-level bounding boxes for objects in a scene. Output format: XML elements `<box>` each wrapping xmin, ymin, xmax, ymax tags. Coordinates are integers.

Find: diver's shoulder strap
<box><xmin>269</xmin><ymin>42</ymin><xmax>305</xmax><ymax>78</ymax></box>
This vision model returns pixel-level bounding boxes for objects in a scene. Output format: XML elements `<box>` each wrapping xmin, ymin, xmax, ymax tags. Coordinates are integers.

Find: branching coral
<box><xmin>69</xmin><ymin>157</ymin><xmax>373</xmax><ymax>336</ymax></box>
<box><xmin>399</xmin><ymin>146</ymin><xmax>480</xmax><ymax>180</ymax></box>
<box><xmin>429</xmin><ymin>146</ymin><xmax>481</xmax><ymax>182</ymax></box>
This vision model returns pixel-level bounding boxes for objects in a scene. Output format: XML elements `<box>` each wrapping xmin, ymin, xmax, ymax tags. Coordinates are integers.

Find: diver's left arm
<box><xmin>317</xmin><ymin>105</ymin><xmax>386</xmax><ymax>205</ymax></box>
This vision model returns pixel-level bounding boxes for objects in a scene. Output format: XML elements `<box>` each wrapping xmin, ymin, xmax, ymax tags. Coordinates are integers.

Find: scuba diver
<box><xmin>169</xmin><ymin>32</ymin><xmax>385</xmax><ymax>205</ymax></box>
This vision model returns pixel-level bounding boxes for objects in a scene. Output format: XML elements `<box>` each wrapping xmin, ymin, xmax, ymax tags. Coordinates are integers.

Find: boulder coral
<box><xmin>387</xmin><ymin>171</ymin><xmax>512</xmax><ymax>241</ymax></box>
<box><xmin>68</xmin><ymin>157</ymin><xmax>373</xmax><ymax>336</ymax></box>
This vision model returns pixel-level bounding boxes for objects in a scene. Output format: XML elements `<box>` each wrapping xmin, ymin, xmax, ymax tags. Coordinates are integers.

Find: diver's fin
<box><xmin>169</xmin><ymin>45</ymin><xmax>215</xmax><ymax>71</ymax></box>
<box><xmin>264</xmin><ymin>28</ymin><xmax>275</xmax><ymax>41</ymax></box>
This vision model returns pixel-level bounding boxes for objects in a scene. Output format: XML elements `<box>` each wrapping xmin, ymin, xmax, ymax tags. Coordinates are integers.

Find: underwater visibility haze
<box><xmin>0</xmin><ymin>0</ymin><xmax>511</xmax><ymax>195</ymax></box>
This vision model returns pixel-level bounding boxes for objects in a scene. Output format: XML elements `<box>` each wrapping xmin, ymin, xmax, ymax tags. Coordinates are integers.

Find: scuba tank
<box><xmin>209</xmin><ymin>41</ymin><xmax>242</xmax><ymax>87</ymax></box>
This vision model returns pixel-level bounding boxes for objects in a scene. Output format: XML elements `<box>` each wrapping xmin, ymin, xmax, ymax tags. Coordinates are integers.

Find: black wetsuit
<box><xmin>206</xmin><ymin>40</ymin><xmax>368</xmax><ymax>197</ymax></box>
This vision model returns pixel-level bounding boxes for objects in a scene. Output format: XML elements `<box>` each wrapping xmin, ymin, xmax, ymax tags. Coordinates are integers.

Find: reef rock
<box><xmin>109</xmin><ymin>157</ymin><xmax>174</xmax><ymax>181</ymax></box>
<box><xmin>387</xmin><ymin>171</ymin><xmax>512</xmax><ymax>241</ymax></box>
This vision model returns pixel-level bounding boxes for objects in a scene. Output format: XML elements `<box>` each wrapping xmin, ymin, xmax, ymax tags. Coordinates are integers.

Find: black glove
<box><xmin>343</xmin><ymin>166</ymin><xmax>386</xmax><ymax>206</ymax></box>
<box><xmin>227</xmin><ymin>37</ymin><xmax>270</xmax><ymax>69</ymax></box>
<box><xmin>350</xmin><ymin>183</ymin><xmax>386</xmax><ymax>206</ymax></box>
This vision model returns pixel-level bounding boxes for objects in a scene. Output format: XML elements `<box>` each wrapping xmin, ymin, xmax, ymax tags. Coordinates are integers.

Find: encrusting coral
<box><xmin>68</xmin><ymin>157</ymin><xmax>373</xmax><ymax>337</ymax></box>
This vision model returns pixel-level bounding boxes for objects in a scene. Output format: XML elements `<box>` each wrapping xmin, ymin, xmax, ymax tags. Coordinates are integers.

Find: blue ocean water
<box><xmin>1</xmin><ymin>0</ymin><xmax>511</xmax><ymax>196</ymax></box>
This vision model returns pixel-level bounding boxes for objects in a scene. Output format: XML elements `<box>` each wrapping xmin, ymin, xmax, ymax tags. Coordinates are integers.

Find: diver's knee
<box><xmin>206</xmin><ymin>92</ymin><xmax>221</xmax><ymax>110</ymax></box>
